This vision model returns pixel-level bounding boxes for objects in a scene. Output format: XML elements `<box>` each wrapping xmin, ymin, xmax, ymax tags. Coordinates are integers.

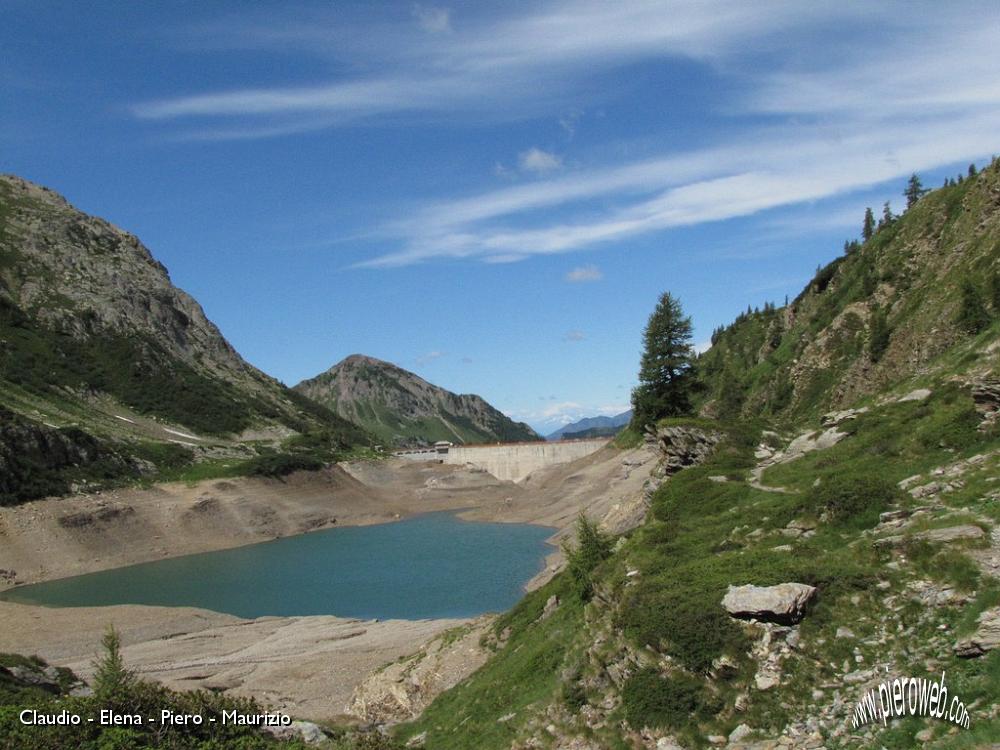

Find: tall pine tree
<box><xmin>905</xmin><ymin>173</ymin><xmax>927</xmax><ymax>209</ymax></box>
<box><xmin>631</xmin><ymin>292</ymin><xmax>695</xmax><ymax>426</ymax></box>
<box><xmin>862</xmin><ymin>207</ymin><xmax>875</xmax><ymax>240</ymax></box>
<box><xmin>880</xmin><ymin>201</ymin><xmax>894</xmax><ymax>228</ymax></box>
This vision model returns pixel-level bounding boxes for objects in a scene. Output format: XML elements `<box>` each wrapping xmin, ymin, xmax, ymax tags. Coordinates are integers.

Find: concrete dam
<box><xmin>394</xmin><ymin>438</ymin><xmax>611</xmax><ymax>483</ymax></box>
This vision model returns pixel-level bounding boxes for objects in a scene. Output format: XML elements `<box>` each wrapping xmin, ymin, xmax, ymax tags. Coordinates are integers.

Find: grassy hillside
<box><xmin>698</xmin><ymin>161</ymin><xmax>1000</xmax><ymax>423</ymax></box>
<box><xmin>392</xmin><ymin>162</ymin><xmax>1000</xmax><ymax>749</ymax></box>
<box><xmin>400</xmin><ymin>400</ymin><xmax>999</xmax><ymax>748</ymax></box>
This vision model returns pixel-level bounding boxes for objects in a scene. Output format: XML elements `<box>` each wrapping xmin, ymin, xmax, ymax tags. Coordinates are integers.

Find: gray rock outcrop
<box><xmin>954</xmin><ymin>607</ymin><xmax>1000</xmax><ymax>657</ymax></box>
<box><xmin>971</xmin><ymin>379</ymin><xmax>1000</xmax><ymax>429</ymax></box>
<box><xmin>874</xmin><ymin>524</ymin><xmax>986</xmax><ymax>549</ymax></box>
<box><xmin>722</xmin><ymin>583</ymin><xmax>817</xmax><ymax>624</ymax></box>
<box><xmin>645</xmin><ymin>425</ymin><xmax>723</xmax><ymax>474</ymax></box>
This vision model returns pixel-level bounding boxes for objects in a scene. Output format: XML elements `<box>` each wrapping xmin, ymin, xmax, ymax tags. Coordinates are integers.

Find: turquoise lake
<box><xmin>0</xmin><ymin>512</ymin><xmax>554</xmax><ymax>620</ymax></box>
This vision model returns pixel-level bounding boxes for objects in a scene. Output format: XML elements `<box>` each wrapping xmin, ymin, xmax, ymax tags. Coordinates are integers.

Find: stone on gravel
<box><xmin>264</xmin><ymin>721</ymin><xmax>326</xmax><ymax>745</ymax></box>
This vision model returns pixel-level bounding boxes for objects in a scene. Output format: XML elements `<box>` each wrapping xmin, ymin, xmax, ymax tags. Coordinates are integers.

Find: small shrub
<box><xmin>619</xmin><ymin>586</ymin><xmax>748</xmax><ymax>673</ymax></box>
<box><xmin>240</xmin><ymin>453</ymin><xmax>324</xmax><ymax>478</ymax></box>
<box><xmin>956</xmin><ymin>280</ymin><xmax>990</xmax><ymax>334</ymax></box>
<box><xmin>562</xmin><ymin>514</ymin><xmax>613</xmax><ymax>600</ymax></box>
<box><xmin>868</xmin><ymin>308</ymin><xmax>891</xmax><ymax>362</ymax></box>
<box><xmin>560</xmin><ymin>676</ymin><xmax>587</xmax><ymax>711</ymax></box>
<box><xmin>622</xmin><ymin>668</ymin><xmax>717</xmax><ymax>731</ymax></box>
<box><xmin>802</xmin><ymin>475</ymin><xmax>902</xmax><ymax>528</ymax></box>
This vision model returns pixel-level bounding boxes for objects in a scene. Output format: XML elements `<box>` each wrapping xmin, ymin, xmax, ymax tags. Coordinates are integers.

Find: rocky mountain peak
<box><xmin>295</xmin><ymin>355</ymin><xmax>540</xmax><ymax>447</ymax></box>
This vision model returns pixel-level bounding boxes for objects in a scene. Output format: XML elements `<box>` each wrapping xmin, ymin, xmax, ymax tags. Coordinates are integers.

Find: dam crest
<box><xmin>392</xmin><ymin>438</ymin><xmax>610</xmax><ymax>483</ymax></box>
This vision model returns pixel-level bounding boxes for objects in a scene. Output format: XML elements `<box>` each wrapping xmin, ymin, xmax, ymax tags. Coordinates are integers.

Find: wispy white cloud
<box><xmin>415</xmin><ymin>350</ymin><xmax>445</xmax><ymax>365</ymax></box>
<box><xmin>513</xmin><ymin>400</ymin><xmax>630</xmax><ymax>428</ymax></box>
<box><xmin>412</xmin><ymin>5</ymin><xmax>451</xmax><ymax>34</ymax></box>
<box><xmin>565</xmin><ymin>264</ymin><xmax>603</xmax><ymax>283</ymax></box>
<box><xmin>518</xmin><ymin>147</ymin><xmax>562</xmax><ymax>174</ymax></box>
<box><xmin>559</xmin><ymin>109</ymin><xmax>582</xmax><ymax>138</ymax></box>
<box><xmin>563</xmin><ymin>330</ymin><xmax>586</xmax><ymax>342</ymax></box>
<box><xmin>360</xmin><ymin>111</ymin><xmax>1000</xmax><ymax>267</ymax></box>
<box><xmin>133</xmin><ymin>1</ymin><xmax>844</xmax><ymax>125</ymax></box>
<box><xmin>136</xmin><ymin>3</ymin><xmax>1000</xmax><ymax>270</ymax></box>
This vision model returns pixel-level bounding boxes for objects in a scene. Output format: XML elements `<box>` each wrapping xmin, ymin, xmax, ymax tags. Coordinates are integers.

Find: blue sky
<box><xmin>4</xmin><ymin>1</ymin><xmax>999</xmax><ymax>433</ymax></box>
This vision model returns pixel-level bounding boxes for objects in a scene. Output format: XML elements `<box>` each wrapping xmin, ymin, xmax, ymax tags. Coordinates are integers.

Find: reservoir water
<box><xmin>0</xmin><ymin>512</ymin><xmax>554</xmax><ymax>620</ymax></box>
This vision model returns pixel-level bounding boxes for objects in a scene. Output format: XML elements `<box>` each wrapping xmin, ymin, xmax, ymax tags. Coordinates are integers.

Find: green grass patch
<box><xmin>399</xmin><ymin>574</ymin><xmax>582</xmax><ymax>750</ymax></box>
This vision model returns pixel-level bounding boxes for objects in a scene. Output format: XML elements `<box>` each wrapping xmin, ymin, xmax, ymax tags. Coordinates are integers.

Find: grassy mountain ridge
<box><xmin>697</xmin><ymin>162</ymin><xmax>1000</xmax><ymax>422</ymax></box>
<box><xmin>294</xmin><ymin>354</ymin><xmax>540</xmax><ymax>447</ymax></box>
<box><xmin>0</xmin><ymin>174</ymin><xmax>371</xmax><ymax>503</ymax></box>
<box><xmin>392</xmin><ymin>162</ymin><xmax>1000</xmax><ymax>749</ymax></box>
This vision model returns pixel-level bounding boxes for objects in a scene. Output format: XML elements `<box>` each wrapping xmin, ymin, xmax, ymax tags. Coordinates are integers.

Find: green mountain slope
<box><xmin>393</xmin><ymin>161</ymin><xmax>1000</xmax><ymax>749</ymax></box>
<box><xmin>294</xmin><ymin>354</ymin><xmax>541</xmax><ymax>447</ymax></box>
<box><xmin>0</xmin><ymin>174</ymin><xmax>369</xmax><ymax>503</ymax></box>
<box><xmin>698</xmin><ymin>164</ymin><xmax>1000</xmax><ymax>422</ymax></box>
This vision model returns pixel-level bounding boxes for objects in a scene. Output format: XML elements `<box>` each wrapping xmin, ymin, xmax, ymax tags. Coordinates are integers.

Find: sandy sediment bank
<box><xmin>0</xmin><ymin>598</ymin><xmax>464</xmax><ymax>723</ymax></box>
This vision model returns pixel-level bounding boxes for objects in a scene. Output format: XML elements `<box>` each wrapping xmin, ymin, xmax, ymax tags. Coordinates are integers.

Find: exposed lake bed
<box><xmin>0</xmin><ymin>446</ymin><xmax>656</xmax><ymax>721</ymax></box>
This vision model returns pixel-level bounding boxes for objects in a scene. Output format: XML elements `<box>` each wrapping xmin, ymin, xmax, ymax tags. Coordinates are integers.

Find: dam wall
<box><xmin>443</xmin><ymin>438</ymin><xmax>610</xmax><ymax>483</ymax></box>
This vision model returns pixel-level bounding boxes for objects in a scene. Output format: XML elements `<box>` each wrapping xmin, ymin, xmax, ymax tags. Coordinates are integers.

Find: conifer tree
<box><xmin>904</xmin><ymin>173</ymin><xmax>927</xmax><ymax>209</ymax></box>
<box><xmin>562</xmin><ymin>514</ymin><xmax>613</xmax><ymax>601</ymax></box>
<box><xmin>879</xmin><ymin>201</ymin><xmax>894</xmax><ymax>228</ymax></box>
<box><xmin>93</xmin><ymin>626</ymin><xmax>137</xmax><ymax>709</ymax></box>
<box><xmin>862</xmin><ymin>207</ymin><xmax>875</xmax><ymax>240</ymax></box>
<box><xmin>631</xmin><ymin>292</ymin><xmax>695</xmax><ymax>426</ymax></box>
<box><xmin>969</xmin><ymin>163</ymin><xmax>978</xmax><ymax>177</ymax></box>
<box><xmin>957</xmin><ymin>280</ymin><xmax>990</xmax><ymax>334</ymax></box>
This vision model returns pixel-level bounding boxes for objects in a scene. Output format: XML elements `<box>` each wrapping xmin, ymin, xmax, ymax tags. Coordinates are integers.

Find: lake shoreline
<box><xmin>0</xmin><ymin>510</ymin><xmax>556</xmax><ymax>620</ymax></box>
<box><xmin>0</xmin><ymin>443</ymin><xmax>657</xmax><ymax>722</ymax></box>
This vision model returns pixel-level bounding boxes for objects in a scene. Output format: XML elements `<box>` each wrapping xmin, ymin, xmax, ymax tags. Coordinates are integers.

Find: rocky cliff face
<box><xmin>294</xmin><ymin>354</ymin><xmax>540</xmax><ymax>447</ymax></box>
<box><xmin>1</xmin><ymin>175</ymin><xmax>248</xmax><ymax>381</ymax></box>
<box><xmin>0</xmin><ymin>174</ymin><xmax>354</xmax><ymax>441</ymax></box>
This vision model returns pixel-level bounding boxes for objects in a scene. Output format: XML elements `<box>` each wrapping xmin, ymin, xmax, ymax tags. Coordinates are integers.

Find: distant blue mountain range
<box><xmin>546</xmin><ymin>410</ymin><xmax>632</xmax><ymax>441</ymax></box>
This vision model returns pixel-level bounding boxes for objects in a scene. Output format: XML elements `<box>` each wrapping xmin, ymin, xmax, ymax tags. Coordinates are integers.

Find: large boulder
<box><xmin>722</xmin><ymin>583</ymin><xmax>817</xmax><ymax>624</ymax></box>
